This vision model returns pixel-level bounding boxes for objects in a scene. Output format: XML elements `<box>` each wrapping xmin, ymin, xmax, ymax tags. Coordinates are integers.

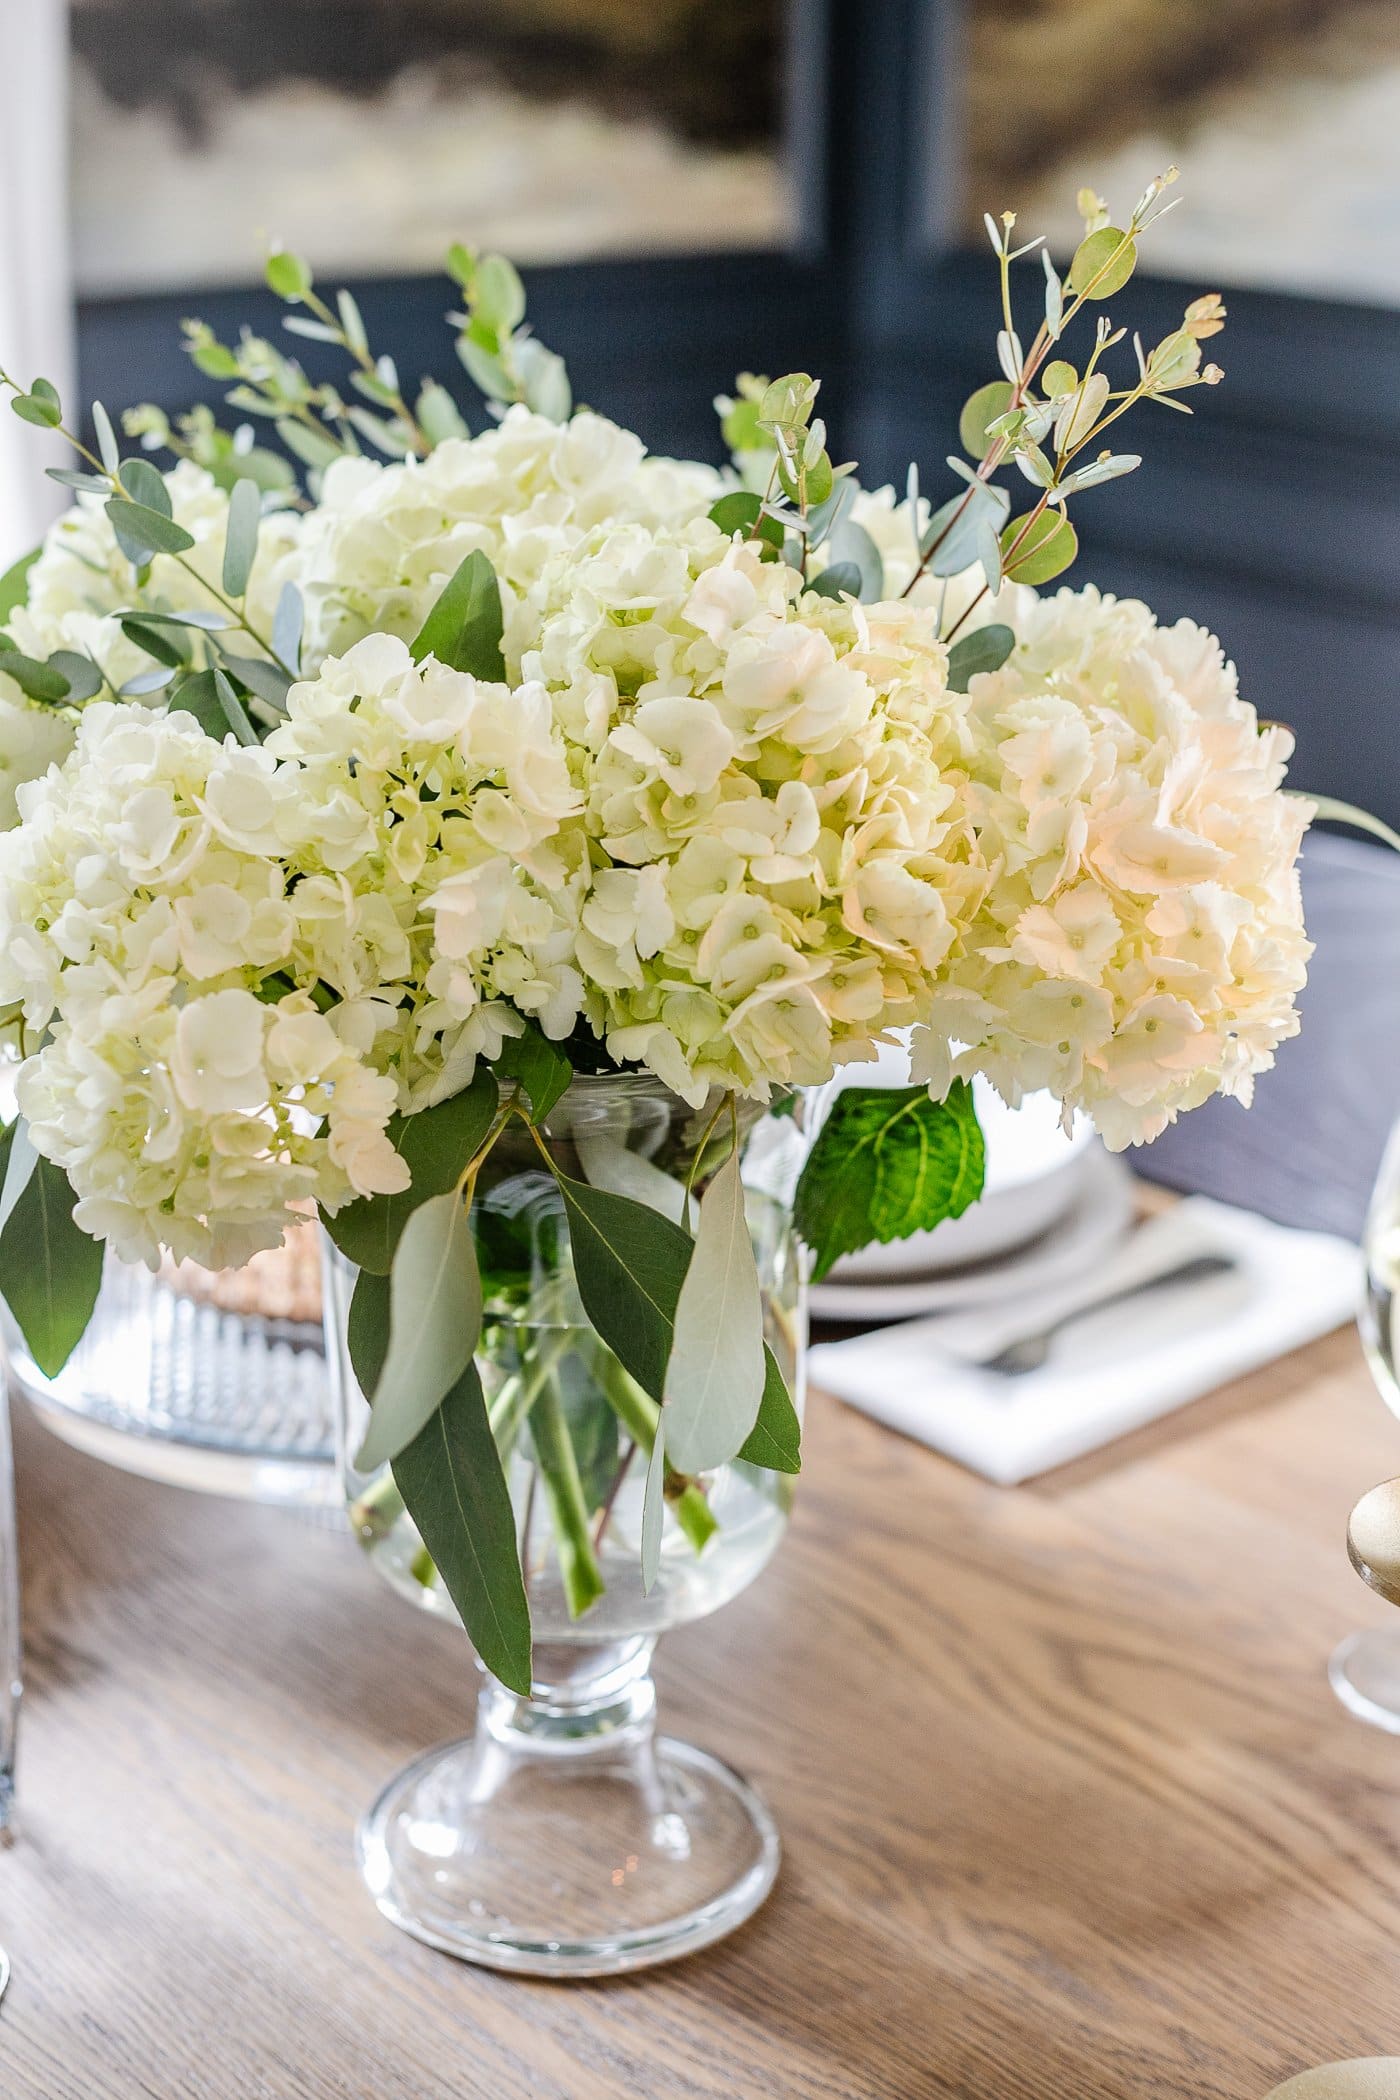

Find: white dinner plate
<box><xmin>808</xmin><ymin>1147</ymin><xmax>1136</xmax><ymax>1322</ymax></box>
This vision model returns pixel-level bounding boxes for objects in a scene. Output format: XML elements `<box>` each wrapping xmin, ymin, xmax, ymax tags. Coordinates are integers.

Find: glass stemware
<box><xmin>1331</xmin><ymin>1116</ymin><xmax>1400</xmax><ymax>1728</ymax></box>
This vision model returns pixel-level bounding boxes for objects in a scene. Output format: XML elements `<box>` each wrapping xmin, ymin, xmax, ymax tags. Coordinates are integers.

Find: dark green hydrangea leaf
<box><xmin>794</xmin><ymin>1081</ymin><xmax>985</xmax><ymax>1281</ymax></box>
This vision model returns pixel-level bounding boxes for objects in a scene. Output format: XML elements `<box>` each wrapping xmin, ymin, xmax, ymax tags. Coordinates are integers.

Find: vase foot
<box><xmin>357</xmin><ymin>1728</ymin><xmax>779</xmax><ymax>1976</ymax></box>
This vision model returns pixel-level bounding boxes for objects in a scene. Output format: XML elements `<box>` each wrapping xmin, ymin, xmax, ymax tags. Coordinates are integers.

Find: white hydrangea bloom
<box><xmin>0</xmin><ymin>409</ymin><xmax>1315</xmax><ymax>1266</ymax></box>
<box><xmin>512</xmin><ymin>518</ymin><xmax>986</xmax><ymax>1099</ymax></box>
<box><xmin>0</xmin><ymin>629</ymin><xmax>593</xmax><ymax>1264</ymax></box>
<box><xmin>293</xmin><ymin>405</ymin><xmax>723</xmax><ymax>671</ymax></box>
<box><xmin>910</xmin><ymin>585</ymin><xmax>1312</xmax><ymax>1148</ymax></box>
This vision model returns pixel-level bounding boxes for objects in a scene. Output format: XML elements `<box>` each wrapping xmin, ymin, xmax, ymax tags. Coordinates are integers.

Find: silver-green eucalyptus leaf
<box><xmin>514</xmin><ymin>338</ymin><xmax>571</xmax><ymax>423</ymax></box>
<box><xmin>119</xmin><ymin>665</ymin><xmax>177</xmax><ymax>697</ymax></box>
<box><xmin>272</xmin><ymin>581</ymin><xmax>303</xmax><ymax>674</ymax></box>
<box><xmin>1057</xmin><ymin>453</ymin><xmax>1141</xmax><ymax>495</ymax></box>
<box><xmin>92</xmin><ymin>401</ymin><xmax>119</xmax><ymax>474</ymax></box>
<box><xmin>119</xmin><ymin>457</ymin><xmax>172</xmax><ymax>517</ymax></box>
<box><xmin>355</xmin><ymin>1186</ymin><xmax>482</xmax><ymax>1473</ymax></box>
<box><xmin>662</xmin><ymin>1145</ymin><xmax>765</xmax><ymax>1474</ymax></box>
<box><xmin>576</xmin><ymin>1134</ymin><xmax>696</xmax><ymax>1230</ymax></box>
<box><xmin>222</xmin><ymin>477</ymin><xmax>261</xmax><ymax>599</ymax></box>
<box><xmin>923</xmin><ymin>480</ymin><xmax>1010</xmax><ymax>579</ymax></box>
<box><xmin>45</xmin><ymin>468</ymin><xmax>111</xmax><ymax>495</ymax></box>
<box><xmin>275</xmin><ymin>417</ymin><xmax>345</xmax><ymax>472</ymax></box>
<box><xmin>825</xmin><ymin>515</ymin><xmax>883</xmax><ymax>602</ymax></box>
<box><xmin>1042</xmin><ymin>248</ymin><xmax>1064</xmax><ymax>337</ymax></box>
<box><xmin>47</xmin><ymin>651</ymin><xmax>104</xmax><ymax>701</ymax></box>
<box><xmin>337</xmin><ymin>289</ymin><xmax>369</xmax><ymax>356</ymax></box>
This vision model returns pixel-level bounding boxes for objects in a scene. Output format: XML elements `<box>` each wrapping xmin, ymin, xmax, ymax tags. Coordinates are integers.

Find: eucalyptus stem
<box><xmin>487</xmin><ymin>1326</ymin><xmax>574</xmax><ymax>1460</ymax></box>
<box><xmin>529</xmin><ymin>1381</ymin><xmax>605</xmax><ymax>1618</ymax></box>
<box><xmin>591</xmin><ymin>1350</ymin><xmax>717</xmax><ymax>1555</ymax></box>
<box><xmin>942</xmin><ymin>488</ymin><xmax>1053</xmax><ymax>645</ymax></box>
<box><xmin>347</xmin><ymin>1470</ymin><xmax>406</xmax><ymax>1544</ymax></box>
<box><xmin>592</xmin><ymin>1438</ymin><xmax>637</xmax><ymax>1552</ymax></box>
<box><xmin>298</xmin><ymin>285</ymin><xmax>430</xmax><ymax>457</ymax></box>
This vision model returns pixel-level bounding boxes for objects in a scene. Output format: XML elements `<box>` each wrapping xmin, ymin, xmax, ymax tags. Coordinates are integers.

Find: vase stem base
<box><xmin>357</xmin><ymin>1652</ymin><xmax>779</xmax><ymax>1976</ymax></box>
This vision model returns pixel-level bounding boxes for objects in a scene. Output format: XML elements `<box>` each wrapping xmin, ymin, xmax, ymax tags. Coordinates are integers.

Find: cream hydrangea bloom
<box><xmin>0</xmin><ymin>402</ymin><xmax>1315</xmax><ymax>1264</ymax></box>
<box><xmin>512</xmin><ymin>516</ymin><xmax>987</xmax><ymax>1098</ymax></box>
<box><xmin>293</xmin><ymin>405</ymin><xmax>722</xmax><ymax>672</ymax></box>
<box><xmin>0</xmin><ymin>697</ymin><xmax>437</xmax><ymax>1266</ymax></box>
<box><xmin>911</xmin><ymin>585</ymin><xmax>1312</xmax><ymax>1147</ymax></box>
<box><xmin>0</xmin><ymin>622</ymin><xmax>610</xmax><ymax>1263</ymax></box>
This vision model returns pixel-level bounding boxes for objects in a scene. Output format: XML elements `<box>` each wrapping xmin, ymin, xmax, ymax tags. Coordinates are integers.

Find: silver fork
<box><xmin>975</xmin><ymin>1253</ymin><xmax>1237</xmax><ymax>1377</ymax></box>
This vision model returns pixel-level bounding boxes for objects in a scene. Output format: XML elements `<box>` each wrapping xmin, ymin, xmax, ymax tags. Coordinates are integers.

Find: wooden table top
<box><xmin>5</xmin><ymin>1318</ymin><xmax>1400</xmax><ymax>2100</ymax></box>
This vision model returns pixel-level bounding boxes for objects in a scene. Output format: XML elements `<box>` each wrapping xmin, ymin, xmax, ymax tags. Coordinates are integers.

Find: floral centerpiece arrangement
<box><xmin>0</xmin><ymin>172</ymin><xmax>1311</xmax><ymax>1970</ymax></box>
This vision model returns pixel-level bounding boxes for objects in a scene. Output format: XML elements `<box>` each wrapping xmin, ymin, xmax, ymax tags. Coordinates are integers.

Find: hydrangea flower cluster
<box><xmin>293</xmin><ymin>406</ymin><xmax>722</xmax><ymax>670</ymax></box>
<box><xmin>0</xmin><ymin>398</ymin><xmax>1314</xmax><ymax>1263</ymax></box>
<box><xmin>0</xmin><ymin>502</ymin><xmax>998</xmax><ymax>1265</ymax></box>
<box><xmin>532</xmin><ymin>518</ymin><xmax>989</xmax><ymax>1096</ymax></box>
<box><xmin>0</xmin><ymin>704</ymin><xmax>408</xmax><ymax>1267</ymax></box>
<box><xmin>911</xmin><ymin>586</ymin><xmax>1312</xmax><ymax>1148</ymax></box>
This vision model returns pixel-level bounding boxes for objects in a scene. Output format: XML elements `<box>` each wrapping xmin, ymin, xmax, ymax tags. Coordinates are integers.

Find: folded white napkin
<box><xmin>809</xmin><ymin>1195</ymin><xmax>1359</xmax><ymax>1483</ymax></box>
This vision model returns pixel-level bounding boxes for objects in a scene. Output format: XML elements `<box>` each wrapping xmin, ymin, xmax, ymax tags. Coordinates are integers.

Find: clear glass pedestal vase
<box><xmin>1332</xmin><ymin>1114</ymin><xmax>1400</xmax><ymax>1726</ymax></box>
<box><xmin>325</xmin><ymin>1076</ymin><xmax>806</xmax><ymax>1976</ymax></box>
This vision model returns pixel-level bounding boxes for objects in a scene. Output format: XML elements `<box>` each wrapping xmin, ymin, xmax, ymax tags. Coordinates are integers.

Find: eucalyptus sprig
<box><xmin>447</xmin><ymin>245</ymin><xmax>572</xmax><ymax>423</ymax></box>
<box><xmin>0</xmin><ymin>366</ymin><xmax>302</xmax><ymax>733</ymax></box>
<box><xmin>707</xmin><ymin>370</ymin><xmax>864</xmax><ymax>591</ymax></box>
<box><xmin>922</xmin><ymin>168</ymin><xmax>1227</xmax><ymax>639</ymax></box>
<box><xmin>122</xmin><ymin>400</ymin><xmax>298</xmax><ymax>501</ymax></box>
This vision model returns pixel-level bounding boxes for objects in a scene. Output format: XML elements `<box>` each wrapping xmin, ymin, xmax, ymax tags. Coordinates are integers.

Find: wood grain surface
<box><xmin>3</xmin><ymin>1324</ymin><xmax>1400</xmax><ymax>2100</ymax></box>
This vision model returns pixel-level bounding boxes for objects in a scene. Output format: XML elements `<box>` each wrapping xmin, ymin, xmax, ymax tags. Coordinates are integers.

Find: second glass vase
<box><xmin>324</xmin><ymin>1075</ymin><xmax>806</xmax><ymax>1975</ymax></box>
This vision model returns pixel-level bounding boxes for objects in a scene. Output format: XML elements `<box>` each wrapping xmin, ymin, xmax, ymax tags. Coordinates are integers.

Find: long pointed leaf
<box><xmin>409</xmin><ymin>548</ymin><xmax>505</xmax><ymax>678</ymax></box>
<box><xmin>641</xmin><ymin>1421</ymin><xmax>666</xmax><ymax>1594</ymax></box>
<box><xmin>0</xmin><ymin>547</ymin><xmax>40</xmax><ymax>627</ymax></box>
<box><xmin>392</xmin><ymin>1362</ymin><xmax>532</xmax><ymax>1693</ymax></box>
<box><xmin>663</xmin><ymin>1147</ymin><xmax>765</xmax><ymax>1472</ymax></box>
<box><xmin>554</xmin><ymin>1173</ymin><xmax>693</xmax><ymax>1402</ymax></box>
<box><xmin>355</xmin><ymin>1188</ymin><xmax>481</xmax><ymax>1472</ymax></box>
<box><xmin>0</xmin><ymin>1155</ymin><xmax>104</xmax><ymax>1376</ymax></box>
<box><xmin>322</xmin><ymin>1069</ymin><xmax>497</xmax><ymax>1274</ymax></box>
<box><xmin>346</xmin><ymin>1267</ymin><xmax>390</xmax><ymax>1398</ymax></box>
<box><xmin>738</xmin><ymin>1348</ymin><xmax>801</xmax><ymax>1474</ymax></box>
<box><xmin>576</xmin><ymin>1133</ymin><xmax>694</xmax><ymax>1228</ymax></box>
<box><xmin>0</xmin><ymin>1119</ymin><xmax>36</xmax><ymax>1235</ymax></box>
